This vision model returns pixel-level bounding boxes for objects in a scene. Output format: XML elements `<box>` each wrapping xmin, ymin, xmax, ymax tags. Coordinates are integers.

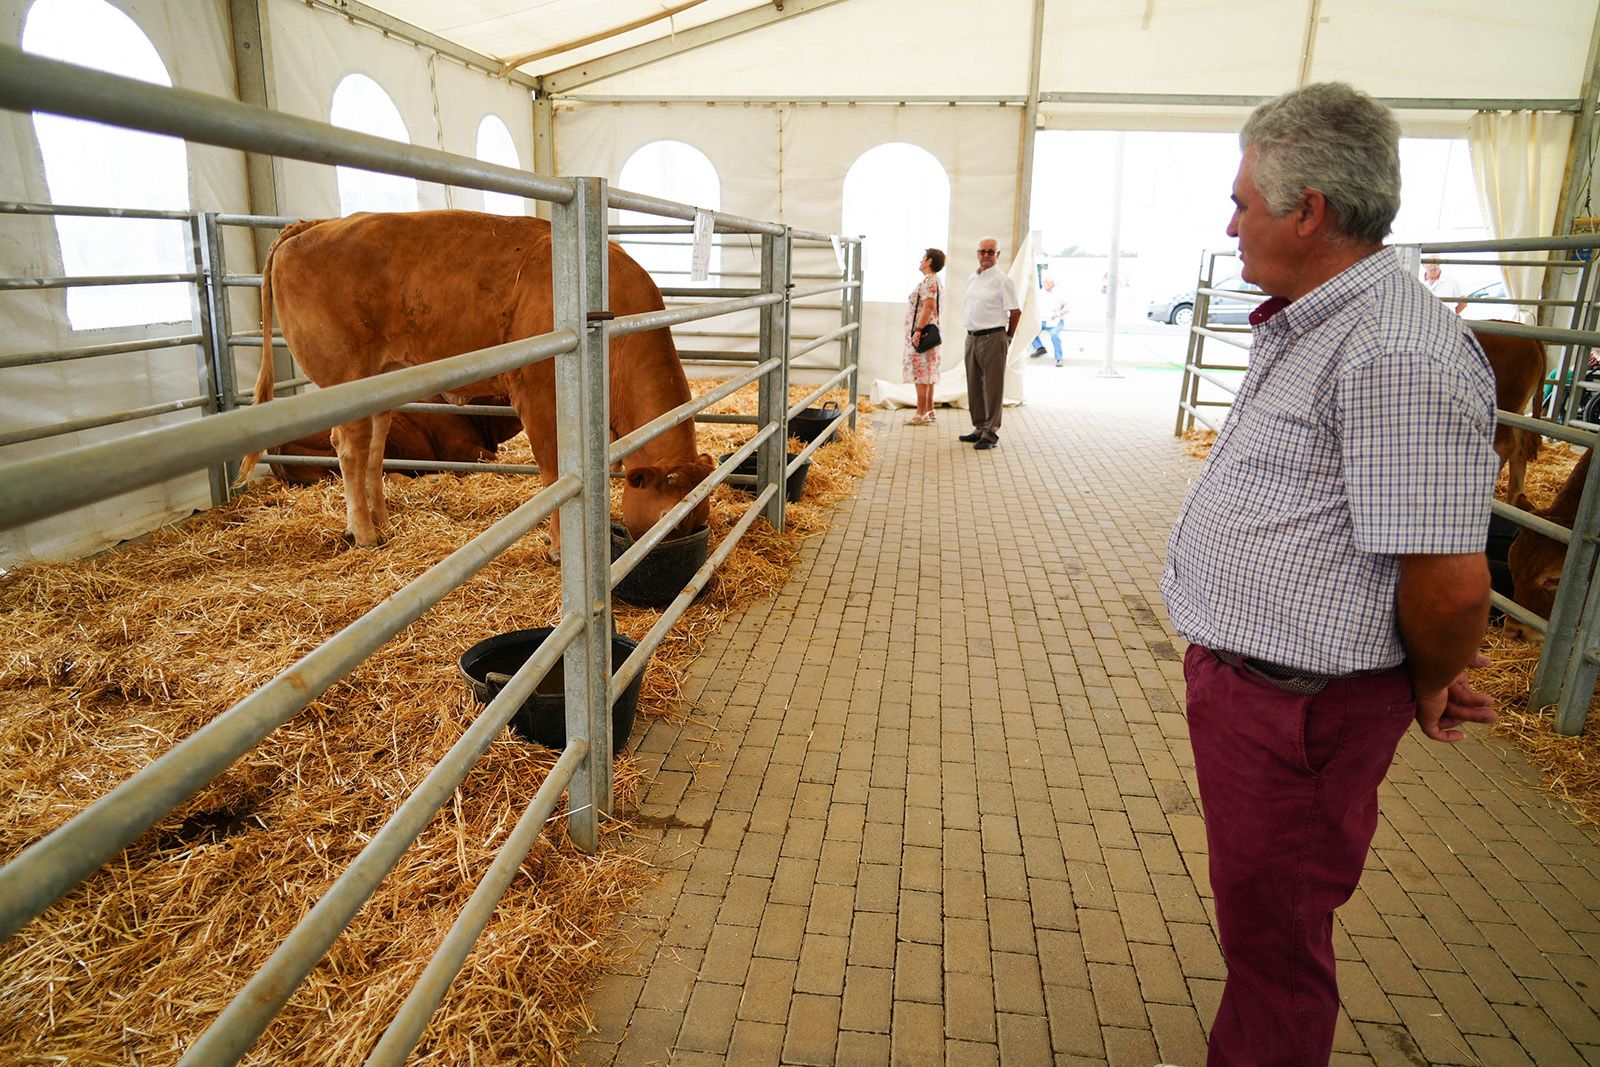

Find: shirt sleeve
<box><xmin>1337</xmin><ymin>348</ymin><xmax>1498</xmax><ymax>555</ymax></box>
<box><xmin>1001</xmin><ymin>277</ymin><xmax>1020</xmax><ymax>312</ymax></box>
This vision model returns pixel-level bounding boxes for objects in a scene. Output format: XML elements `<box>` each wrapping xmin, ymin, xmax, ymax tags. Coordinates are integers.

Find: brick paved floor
<box><xmin>575</xmin><ymin>363</ymin><xmax>1600</xmax><ymax>1066</ymax></box>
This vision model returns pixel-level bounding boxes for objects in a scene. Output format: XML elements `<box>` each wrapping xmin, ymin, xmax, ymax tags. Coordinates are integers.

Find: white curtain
<box><xmin>1467</xmin><ymin>110</ymin><xmax>1575</xmax><ymax>318</ymax></box>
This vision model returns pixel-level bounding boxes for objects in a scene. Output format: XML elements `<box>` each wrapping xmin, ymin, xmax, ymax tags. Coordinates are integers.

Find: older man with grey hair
<box><xmin>1161</xmin><ymin>82</ymin><xmax>1499</xmax><ymax>1065</ymax></box>
<box><xmin>958</xmin><ymin>236</ymin><xmax>1020</xmax><ymax>450</ymax></box>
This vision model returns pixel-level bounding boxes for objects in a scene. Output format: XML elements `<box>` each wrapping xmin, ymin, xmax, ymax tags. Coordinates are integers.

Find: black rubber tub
<box><xmin>458</xmin><ymin>627</ymin><xmax>644</xmax><ymax>751</ymax></box>
<box><xmin>610</xmin><ymin>522</ymin><xmax>710</xmax><ymax>608</ymax></box>
<box><xmin>789</xmin><ymin>401</ymin><xmax>844</xmax><ymax>445</ymax></box>
<box><xmin>718</xmin><ymin>451</ymin><xmax>811</xmax><ymax>503</ymax></box>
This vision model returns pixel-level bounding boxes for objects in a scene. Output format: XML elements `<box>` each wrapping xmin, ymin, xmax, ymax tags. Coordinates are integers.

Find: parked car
<box><xmin>1459</xmin><ymin>280</ymin><xmax>1513</xmax><ymax>320</ymax></box>
<box><xmin>1145</xmin><ymin>276</ymin><xmax>1262</xmax><ymax>326</ymax></box>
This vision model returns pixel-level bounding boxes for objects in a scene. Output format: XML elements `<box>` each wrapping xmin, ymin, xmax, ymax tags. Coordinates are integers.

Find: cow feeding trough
<box><xmin>460</xmin><ymin>627</ymin><xmax>646</xmax><ymax>750</ymax></box>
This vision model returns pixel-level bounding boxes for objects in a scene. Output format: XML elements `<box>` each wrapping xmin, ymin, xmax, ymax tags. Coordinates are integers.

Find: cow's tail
<box><xmin>236</xmin><ymin>220</ymin><xmax>315</xmax><ymax>485</ymax></box>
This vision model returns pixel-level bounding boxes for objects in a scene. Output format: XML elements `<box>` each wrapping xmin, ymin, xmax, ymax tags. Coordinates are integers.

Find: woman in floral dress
<box><xmin>904</xmin><ymin>247</ymin><xmax>945</xmax><ymax>424</ymax></box>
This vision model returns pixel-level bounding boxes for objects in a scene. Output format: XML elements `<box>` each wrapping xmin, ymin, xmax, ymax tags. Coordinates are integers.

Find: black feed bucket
<box><xmin>458</xmin><ymin>627</ymin><xmax>644</xmax><ymax>751</ymax></box>
<box><xmin>789</xmin><ymin>401</ymin><xmax>844</xmax><ymax>445</ymax></box>
<box><xmin>610</xmin><ymin>522</ymin><xmax>710</xmax><ymax>608</ymax></box>
<box><xmin>719</xmin><ymin>451</ymin><xmax>810</xmax><ymax>503</ymax></box>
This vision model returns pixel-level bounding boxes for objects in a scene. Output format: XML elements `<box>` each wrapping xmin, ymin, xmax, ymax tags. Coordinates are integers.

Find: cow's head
<box><xmin>622</xmin><ymin>453</ymin><xmax>715</xmax><ymax>540</ymax></box>
<box><xmin>1506</xmin><ymin>490</ymin><xmax>1565</xmax><ymax>640</ymax></box>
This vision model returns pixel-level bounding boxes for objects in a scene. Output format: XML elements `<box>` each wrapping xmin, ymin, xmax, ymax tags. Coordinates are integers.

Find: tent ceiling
<box><xmin>344</xmin><ymin>0</ymin><xmax>1597</xmax><ymax>108</ymax></box>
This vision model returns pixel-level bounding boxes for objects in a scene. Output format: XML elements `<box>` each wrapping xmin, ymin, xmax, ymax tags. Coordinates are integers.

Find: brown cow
<box><xmin>1506</xmin><ymin>449</ymin><xmax>1591</xmax><ymax>639</ymax></box>
<box><xmin>1471</xmin><ymin>324</ymin><xmax>1545</xmax><ymax>502</ymax></box>
<box><xmin>239</xmin><ymin>211</ymin><xmax>714</xmax><ymax>551</ymax></box>
<box><xmin>266</xmin><ymin>397</ymin><xmax>522</xmax><ymax>485</ymax></box>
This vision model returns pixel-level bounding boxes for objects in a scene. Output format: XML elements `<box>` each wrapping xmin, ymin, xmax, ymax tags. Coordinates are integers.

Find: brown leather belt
<box><xmin>968</xmin><ymin>326</ymin><xmax>1005</xmax><ymax>336</ymax></box>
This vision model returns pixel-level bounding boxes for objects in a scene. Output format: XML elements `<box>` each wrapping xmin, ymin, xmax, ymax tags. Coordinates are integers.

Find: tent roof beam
<box><xmin>539</xmin><ymin>0</ymin><xmax>849</xmax><ymax>96</ymax></box>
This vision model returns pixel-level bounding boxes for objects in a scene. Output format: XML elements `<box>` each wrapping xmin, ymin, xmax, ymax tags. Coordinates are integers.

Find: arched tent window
<box><xmin>330</xmin><ymin>74</ymin><xmax>419</xmax><ymax>215</ymax></box>
<box><xmin>23</xmin><ymin>0</ymin><xmax>190</xmax><ymax>330</ymax></box>
<box><xmin>475</xmin><ymin>115</ymin><xmax>524</xmax><ymax>216</ymax></box>
<box><xmin>843</xmin><ymin>143</ymin><xmax>950</xmax><ymax>303</ymax></box>
<box><xmin>617</xmin><ymin>140</ymin><xmax>721</xmax><ymax>284</ymax></box>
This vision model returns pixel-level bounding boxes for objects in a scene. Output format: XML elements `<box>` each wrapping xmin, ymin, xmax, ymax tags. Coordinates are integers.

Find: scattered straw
<box><xmin>0</xmin><ymin>380</ymin><xmax>873</xmax><ymax>1065</ymax></box>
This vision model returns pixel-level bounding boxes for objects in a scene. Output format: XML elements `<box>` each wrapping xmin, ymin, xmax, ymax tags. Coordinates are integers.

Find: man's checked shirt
<box><xmin>1161</xmin><ymin>248</ymin><xmax>1499</xmax><ymax>675</ymax></box>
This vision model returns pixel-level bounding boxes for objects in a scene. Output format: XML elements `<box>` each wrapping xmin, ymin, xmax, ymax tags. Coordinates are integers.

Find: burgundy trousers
<box><xmin>1183</xmin><ymin>645</ymin><xmax>1415</xmax><ymax>1067</ymax></box>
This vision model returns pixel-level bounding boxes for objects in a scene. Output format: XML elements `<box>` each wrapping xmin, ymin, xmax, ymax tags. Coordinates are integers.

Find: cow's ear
<box><xmin>626</xmin><ymin>467</ymin><xmax>656</xmax><ymax>489</ymax></box>
<box><xmin>698</xmin><ymin>452</ymin><xmax>714</xmax><ymax>467</ymax></box>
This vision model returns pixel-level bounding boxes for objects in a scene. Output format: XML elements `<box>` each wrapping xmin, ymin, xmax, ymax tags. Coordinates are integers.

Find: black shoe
<box><xmin>1030</xmin><ymin>348</ymin><xmax>1047</xmax><ymax>358</ymax></box>
<box><xmin>958</xmin><ymin>432</ymin><xmax>981</xmax><ymax>442</ymax></box>
<box><xmin>974</xmin><ymin>439</ymin><xmax>997</xmax><ymax>450</ymax></box>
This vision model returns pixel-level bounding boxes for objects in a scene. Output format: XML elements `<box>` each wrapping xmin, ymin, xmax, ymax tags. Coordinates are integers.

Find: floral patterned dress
<box><xmin>902</xmin><ymin>274</ymin><xmax>942</xmax><ymax>384</ymax></box>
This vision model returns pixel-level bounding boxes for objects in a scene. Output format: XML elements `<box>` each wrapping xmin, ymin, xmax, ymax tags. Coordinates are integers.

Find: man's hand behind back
<box><xmin>1415</xmin><ymin>653</ymin><xmax>1497</xmax><ymax>742</ymax></box>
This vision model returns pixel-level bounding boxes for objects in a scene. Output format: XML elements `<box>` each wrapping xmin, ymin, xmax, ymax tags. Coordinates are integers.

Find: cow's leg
<box><xmin>364</xmin><ymin>410</ymin><xmax>393</xmax><ymax>536</ymax></box>
<box><xmin>1506</xmin><ymin>426</ymin><xmax>1538</xmax><ymax>502</ymax></box>
<box><xmin>330</xmin><ymin>416</ymin><xmax>384</xmax><ymax>546</ymax></box>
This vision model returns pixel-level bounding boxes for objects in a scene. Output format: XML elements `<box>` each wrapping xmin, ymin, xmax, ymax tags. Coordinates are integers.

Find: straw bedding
<box><xmin>0</xmin><ymin>381</ymin><xmax>872</xmax><ymax>1065</ymax></box>
<box><xmin>1183</xmin><ymin>432</ymin><xmax>1600</xmax><ymax>827</ymax></box>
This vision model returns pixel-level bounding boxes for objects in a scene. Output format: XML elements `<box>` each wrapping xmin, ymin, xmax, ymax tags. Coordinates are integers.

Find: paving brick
<box><xmin>679</xmin><ymin>980</ymin><xmax>742</xmax><ymax>1054</ymax></box>
<box><xmin>996</xmin><ymin>1012</ymin><xmax>1054</xmax><ymax>1066</ymax></box>
<box><xmin>890</xmin><ymin>999</ymin><xmax>945</xmax><ymax>1065</ymax></box>
<box><xmin>738</xmin><ymin>956</ymin><xmax>797</xmax><ymax>1023</ymax></box>
<box><xmin>783</xmin><ymin>992</ymin><xmax>841</xmax><ymax>1066</ymax></box>
<box><xmin>945</xmin><ymin>969</ymin><xmax>999</xmax><ymax>1042</ymax></box>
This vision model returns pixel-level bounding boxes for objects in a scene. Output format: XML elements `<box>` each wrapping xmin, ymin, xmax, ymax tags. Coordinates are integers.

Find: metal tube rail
<box><xmin>609</xmin><ymin>356</ymin><xmax>781</xmax><ymax>466</ymax></box>
<box><xmin>260</xmin><ymin>454</ymin><xmax>545</xmax><ymax>476</ymax></box>
<box><xmin>0</xmin><ymin>394</ymin><xmax>209</xmax><ymax>448</ymax></box>
<box><xmin>1497</xmin><ymin>410</ymin><xmax>1600</xmax><ymax>450</ymax></box>
<box><xmin>605</xmin><ymin>187</ymin><xmax>783</xmax><ymax>237</ymax></box>
<box><xmin>1491</xmin><ymin>591</ymin><xmax>1548</xmax><ymax>635</ymax></box>
<box><xmin>1192</xmin><ymin>326</ymin><xmax>1253</xmax><ymax>352</ymax></box>
<box><xmin>695</xmin><ymin>413</ymin><xmax>760</xmax><ymax>424</ymax></box>
<box><xmin>789</xmin><ymin>322</ymin><xmax>858</xmax><ymax>362</ymax></box>
<box><xmin>180</xmin><ymin>611</ymin><xmax>588</xmax><ymax>1066</ymax></box>
<box><xmin>0</xmin><ymin>332</ymin><xmax>202</xmax><ymax>370</ymax></box>
<box><xmin>613</xmin><ymin>482</ymin><xmax>780</xmax><ymax>699</ymax></box>
<box><xmin>1177</xmin><ymin>400</ymin><xmax>1225</xmax><ymax>434</ymax></box>
<box><xmin>0</xmin><ymin>45</ymin><xmax>576</xmax><ymax>205</ymax></box>
<box><xmin>0</xmin><ymin>271</ymin><xmax>198</xmax><ymax>290</ymax></box>
<box><xmin>1186</xmin><ymin>364</ymin><xmax>1246</xmax><ymax>398</ymax></box>
<box><xmin>0</xmin><ymin>473</ymin><xmax>581</xmax><ymax>941</ymax></box>
<box><xmin>1422</xmin><ymin>234</ymin><xmax>1600</xmax><ymax>253</ymax></box>
<box><xmin>610</xmin><ymin>294</ymin><xmax>781</xmax><ymax>337</ymax></box>
<box><xmin>676</xmin><ymin>349</ymin><xmax>758</xmax><ymax>361</ymax></box>
<box><xmin>788</xmin><ymin>365</ymin><xmax>858</xmax><ymax>419</ymax></box>
<box><xmin>1465</xmin><ymin>319</ymin><xmax>1600</xmax><ymax>347</ymax></box>
<box><xmin>657</xmin><ymin>286</ymin><xmax>762</xmax><ymax>298</ymax></box>
<box><xmin>610</xmin><ymin>427</ymin><xmax>775</xmax><ymax>585</ymax></box>
<box><xmin>789</xmin><ymin>280</ymin><xmax>851</xmax><ymax>300</ymax></box>
<box><xmin>363</xmin><ymin>738</ymin><xmax>590</xmax><ymax>1067</ymax></box>
<box><xmin>0</xmin><ymin>329</ymin><xmax>575</xmax><ymax>532</ymax></box>
<box><xmin>214</xmin><ymin>212</ymin><xmax>301</xmax><ymax>228</ymax></box>
<box><xmin>1425</xmin><ymin>256</ymin><xmax>1574</xmax><ymax>269</ymax></box>
<box><xmin>1490</xmin><ymin>497</ymin><xmax>1573</xmax><ymax>546</ymax></box>
<box><xmin>792</xmin><ymin>228</ymin><xmax>861</xmax><ymax>244</ymax></box>
<box><xmin>0</xmin><ymin>199</ymin><xmax>196</xmax><ymax>221</ymax></box>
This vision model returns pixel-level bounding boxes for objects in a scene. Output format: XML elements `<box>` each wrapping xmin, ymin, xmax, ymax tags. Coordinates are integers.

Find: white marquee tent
<box><xmin>2</xmin><ymin>0</ymin><xmax>1598</xmax><ymax>562</ymax></box>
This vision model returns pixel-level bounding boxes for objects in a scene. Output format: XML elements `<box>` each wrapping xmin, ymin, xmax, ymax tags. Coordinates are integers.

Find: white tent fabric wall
<box><xmin>556</xmin><ymin>100</ymin><xmax>1021</xmax><ymax>388</ymax></box>
<box><xmin>1469</xmin><ymin>109</ymin><xmax>1579</xmax><ymax>315</ymax></box>
<box><xmin>267</xmin><ymin>0</ymin><xmax>535</xmax><ymax>219</ymax></box>
<box><xmin>0</xmin><ymin>0</ymin><xmax>536</xmax><ymax>565</ymax></box>
<box><xmin>0</xmin><ymin>0</ymin><xmax>249</xmax><ymax>565</ymax></box>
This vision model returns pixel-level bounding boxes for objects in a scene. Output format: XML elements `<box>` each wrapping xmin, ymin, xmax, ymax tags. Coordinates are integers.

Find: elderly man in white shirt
<box><xmin>958</xmin><ymin>236</ymin><xmax>1021</xmax><ymax>450</ymax></box>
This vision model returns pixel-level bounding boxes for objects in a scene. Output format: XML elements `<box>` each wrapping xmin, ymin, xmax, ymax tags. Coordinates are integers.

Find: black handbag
<box><xmin>912</xmin><ymin>286</ymin><xmax>941</xmax><ymax>352</ymax></box>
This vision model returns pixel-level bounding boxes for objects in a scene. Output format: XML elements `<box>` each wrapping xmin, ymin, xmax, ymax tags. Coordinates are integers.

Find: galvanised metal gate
<box><xmin>1173</xmin><ymin>237</ymin><xmax>1600</xmax><ymax>735</ymax></box>
<box><xmin>0</xmin><ymin>44</ymin><xmax>861</xmax><ymax>1064</ymax></box>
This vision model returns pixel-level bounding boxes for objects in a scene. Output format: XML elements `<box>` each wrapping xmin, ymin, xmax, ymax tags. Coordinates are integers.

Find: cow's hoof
<box><xmin>545</xmin><ymin>547</ymin><xmax>561</xmax><ymax>564</ymax></box>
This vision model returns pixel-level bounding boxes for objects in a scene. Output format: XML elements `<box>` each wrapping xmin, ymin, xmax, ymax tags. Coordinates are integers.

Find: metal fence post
<box><xmin>844</xmin><ymin>239</ymin><xmax>862</xmax><ymax>430</ymax></box>
<box><xmin>188</xmin><ymin>212</ymin><xmax>232</xmax><ymax>506</ymax></box>
<box><xmin>1533</xmin><ymin>445</ymin><xmax>1600</xmax><ymax>732</ymax></box>
<box><xmin>552</xmin><ymin>176</ymin><xmax>612</xmax><ymax>851</ymax></box>
<box><xmin>198</xmin><ymin>212</ymin><xmax>244</xmax><ymax>495</ymax></box>
<box><xmin>758</xmin><ymin>228</ymin><xmax>792</xmax><ymax>529</ymax></box>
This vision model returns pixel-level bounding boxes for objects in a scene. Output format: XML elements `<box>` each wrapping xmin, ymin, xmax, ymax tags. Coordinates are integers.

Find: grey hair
<box><xmin>1240</xmin><ymin>82</ymin><xmax>1401</xmax><ymax>245</ymax></box>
